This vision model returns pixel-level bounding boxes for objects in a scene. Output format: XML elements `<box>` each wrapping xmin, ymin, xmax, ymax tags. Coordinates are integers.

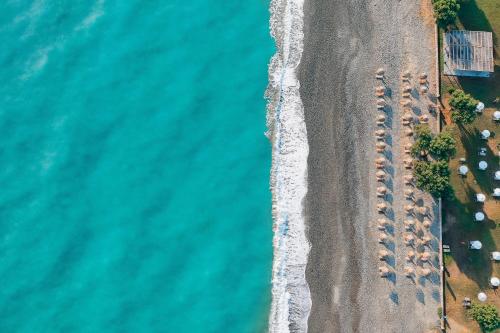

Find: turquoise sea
<box><xmin>0</xmin><ymin>1</ymin><xmax>273</xmax><ymax>332</ymax></box>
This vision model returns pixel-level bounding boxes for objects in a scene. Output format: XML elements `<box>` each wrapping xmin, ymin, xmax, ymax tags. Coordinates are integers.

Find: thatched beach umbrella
<box><xmin>376</xmin><ymin>170</ymin><xmax>386</xmax><ymax>182</ymax></box>
<box><xmin>416</xmin><ymin>206</ymin><xmax>428</xmax><ymax>216</ymax></box>
<box><xmin>404</xmin><ymin>204</ymin><xmax>415</xmax><ymax>213</ymax></box>
<box><xmin>377</xmin><ymin>218</ymin><xmax>389</xmax><ymax>230</ymax></box>
<box><xmin>379</xmin><ymin>250</ymin><xmax>389</xmax><ymax>260</ymax></box>
<box><xmin>379</xmin><ymin>266</ymin><xmax>390</xmax><ymax>277</ymax></box>
<box><xmin>420</xmin><ymin>268</ymin><xmax>431</xmax><ymax>277</ymax></box>
<box><xmin>402</xmin><ymin>70</ymin><xmax>411</xmax><ymax>78</ymax></box>
<box><xmin>420</xmin><ymin>86</ymin><xmax>428</xmax><ymax>94</ymax></box>
<box><xmin>377</xmin><ymin>203</ymin><xmax>388</xmax><ymax>213</ymax></box>
<box><xmin>405</xmin><ymin>128</ymin><xmax>414</xmax><ymax>136</ymax></box>
<box><xmin>419</xmin><ymin>72</ymin><xmax>427</xmax><ymax>79</ymax></box>
<box><xmin>376</xmin><ymin>98</ymin><xmax>386</xmax><ymax>107</ymax></box>
<box><xmin>376</xmin><ymin>68</ymin><xmax>385</xmax><ymax>75</ymax></box>
<box><xmin>418</xmin><ymin>115</ymin><xmax>429</xmax><ymax>123</ymax></box>
<box><xmin>419</xmin><ymin>252</ymin><xmax>431</xmax><ymax>262</ymax></box>
<box><xmin>378</xmin><ymin>232</ymin><xmax>388</xmax><ymax>243</ymax></box>
<box><xmin>375</xmin><ymin>129</ymin><xmax>386</xmax><ymax>139</ymax></box>
<box><xmin>404</xmin><ymin>234</ymin><xmax>415</xmax><ymax>245</ymax></box>
<box><xmin>376</xmin><ymin>141</ymin><xmax>386</xmax><ymax>151</ymax></box>
<box><xmin>404</xmin><ymin>143</ymin><xmax>412</xmax><ymax>154</ymax></box>
<box><xmin>376</xmin><ymin>114</ymin><xmax>386</xmax><ymax>125</ymax></box>
<box><xmin>402</xmin><ymin>84</ymin><xmax>412</xmax><ymax>93</ymax></box>
<box><xmin>404</xmin><ymin>219</ymin><xmax>415</xmax><ymax>230</ymax></box>
<box><xmin>403</xmin><ymin>158</ymin><xmax>413</xmax><ymax>169</ymax></box>
<box><xmin>401</xmin><ymin>100</ymin><xmax>412</xmax><ymax>107</ymax></box>
<box><xmin>419</xmin><ymin>78</ymin><xmax>427</xmax><ymax>85</ymax></box>
<box><xmin>404</xmin><ymin>266</ymin><xmax>415</xmax><ymax>277</ymax></box>
<box><xmin>421</xmin><ymin>235</ymin><xmax>432</xmax><ymax>245</ymax></box>
<box><xmin>422</xmin><ymin>219</ymin><xmax>432</xmax><ymax>229</ymax></box>
<box><xmin>406</xmin><ymin>250</ymin><xmax>415</xmax><ymax>261</ymax></box>
<box><xmin>376</xmin><ymin>186</ymin><xmax>387</xmax><ymax>197</ymax></box>
<box><xmin>404</xmin><ymin>189</ymin><xmax>414</xmax><ymax>199</ymax></box>
<box><xmin>404</xmin><ymin>174</ymin><xmax>414</xmax><ymax>184</ymax></box>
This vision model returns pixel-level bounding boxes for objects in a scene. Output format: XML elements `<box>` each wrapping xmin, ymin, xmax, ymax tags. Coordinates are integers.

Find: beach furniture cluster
<box><xmin>374</xmin><ymin>68</ymin><xmax>438</xmax><ymax>281</ymax></box>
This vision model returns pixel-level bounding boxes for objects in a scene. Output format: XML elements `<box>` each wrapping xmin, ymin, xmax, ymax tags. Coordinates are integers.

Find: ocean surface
<box><xmin>0</xmin><ymin>1</ymin><xmax>274</xmax><ymax>332</ymax></box>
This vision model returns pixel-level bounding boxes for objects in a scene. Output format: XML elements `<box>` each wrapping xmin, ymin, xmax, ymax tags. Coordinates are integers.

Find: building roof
<box><xmin>443</xmin><ymin>30</ymin><xmax>494</xmax><ymax>76</ymax></box>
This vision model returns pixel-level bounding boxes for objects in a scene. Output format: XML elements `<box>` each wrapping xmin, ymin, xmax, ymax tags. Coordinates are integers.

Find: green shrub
<box><xmin>429</xmin><ymin>130</ymin><xmax>456</xmax><ymax>160</ymax></box>
<box><xmin>469</xmin><ymin>304</ymin><xmax>500</xmax><ymax>332</ymax></box>
<box><xmin>449</xmin><ymin>89</ymin><xmax>478</xmax><ymax>125</ymax></box>
<box><xmin>437</xmin><ymin>307</ymin><xmax>443</xmax><ymax>319</ymax></box>
<box><xmin>414</xmin><ymin>160</ymin><xmax>451</xmax><ymax>197</ymax></box>
<box><xmin>411</xmin><ymin>124</ymin><xmax>434</xmax><ymax>158</ymax></box>
<box><xmin>432</xmin><ymin>0</ymin><xmax>460</xmax><ymax>26</ymax></box>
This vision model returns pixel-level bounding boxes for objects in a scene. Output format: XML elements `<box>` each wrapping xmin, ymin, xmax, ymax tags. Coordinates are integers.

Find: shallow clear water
<box><xmin>0</xmin><ymin>1</ymin><xmax>273</xmax><ymax>332</ymax></box>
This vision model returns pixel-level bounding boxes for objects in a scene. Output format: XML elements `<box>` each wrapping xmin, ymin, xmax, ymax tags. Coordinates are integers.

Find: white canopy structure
<box><xmin>459</xmin><ymin>165</ymin><xmax>469</xmax><ymax>175</ymax></box>
<box><xmin>475</xmin><ymin>212</ymin><xmax>485</xmax><ymax>221</ymax></box>
<box><xmin>470</xmin><ymin>240</ymin><xmax>483</xmax><ymax>250</ymax></box>
<box><xmin>481</xmin><ymin>129</ymin><xmax>491</xmax><ymax>139</ymax></box>
<box><xmin>479</xmin><ymin>161</ymin><xmax>488</xmax><ymax>170</ymax></box>
<box><xmin>494</xmin><ymin>188</ymin><xmax>500</xmax><ymax>197</ymax></box>
<box><xmin>494</xmin><ymin>111</ymin><xmax>500</xmax><ymax>121</ymax></box>
<box><xmin>476</xmin><ymin>102</ymin><xmax>485</xmax><ymax>112</ymax></box>
<box><xmin>495</xmin><ymin>171</ymin><xmax>500</xmax><ymax>180</ymax></box>
<box><xmin>478</xmin><ymin>292</ymin><xmax>487</xmax><ymax>302</ymax></box>
<box><xmin>492</xmin><ymin>252</ymin><xmax>500</xmax><ymax>261</ymax></box>
<box><xmin>491</xmin><ymin>277</ymin><xmax>500</xmax><ymax>287</ymax></box>
<box><xmin>476</xmin><ymin>193</ymin><xmax>486</xmax><ymax>202</ymax></box>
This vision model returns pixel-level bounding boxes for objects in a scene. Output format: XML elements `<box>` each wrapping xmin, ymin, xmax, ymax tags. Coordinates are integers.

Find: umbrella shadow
<box><xmin>416</xmin><ymin>288</ymin><xmax>425</xmax><ymax>304</ymax></box>
<box><xmin>389</xmin><ymin>291</ymin><xmax>399</xmax><ymax>304</ymax></box>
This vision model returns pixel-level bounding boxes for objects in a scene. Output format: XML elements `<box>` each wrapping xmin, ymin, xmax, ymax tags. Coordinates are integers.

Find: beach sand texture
<box><xmin>299</xmin><ymin>1</ymin><xmax>441</xmax><ymax>332</ymax></box>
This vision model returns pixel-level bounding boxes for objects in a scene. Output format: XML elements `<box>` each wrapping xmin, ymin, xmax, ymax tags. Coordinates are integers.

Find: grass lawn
<box><xmin>440</xmin><ymin>1</ymin><xmax>500</xmax><ymax>332</ymax></box>
<box><xmin>443</xmin><ymin>109</ymin><xmax>500</xmax><ymax>332</ymax></box>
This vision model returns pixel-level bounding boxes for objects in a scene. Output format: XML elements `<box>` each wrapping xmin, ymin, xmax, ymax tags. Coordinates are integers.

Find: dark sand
<box><xmin>299</xmin><ymin>1</ymin><xmax>440</xmax><ymax>332</ymax></box>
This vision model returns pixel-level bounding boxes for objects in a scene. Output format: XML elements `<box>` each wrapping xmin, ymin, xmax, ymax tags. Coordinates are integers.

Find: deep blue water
<box><xmin>0</xmin><ymin>1</ymin><xmax>273</xmax><ymax>332</ymax></box>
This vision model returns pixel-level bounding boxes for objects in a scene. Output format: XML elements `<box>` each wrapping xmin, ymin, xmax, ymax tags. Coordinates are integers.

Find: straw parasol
<box><xmin>420</xmin><ymin>86</ymin><xmax>428</xmax><ymax>94</ymax></box>
<box><xmin>470</xmin><ymin>240</ymin><xmax>483</xmax><ymax>250</ymax></box>
<box><xmin>419</xmin><ymin>252</ymin><xmax>431</xmax><ymax>262</ymax></box>
<box><xmin>477</xmin><ymin>292</ymin><xmax>487</xmax><ymax>302</ymax></box>
<box><xmin>491</xmin><ymin>277</ymin><xmax>500</xmax><ymax>287</ymax></box>
<box><xmin>403</xmin><ymin>158</ymin><xmax>413</xmax><ymax>169</ymax></box>
<box><xmin>475</xmin><ymin>212</ymin><xmax>485</xmax><ymax>222</ymax></box>
<box><xmin>418</xmin><ymin>115</ymin><xmax>429</xmax><ymax>123</ymax></box>
<box><xmin>401</xmin><ymin>100</ymin><xmax>412</xmax><ymax>107</ymax></box>
<box><xmin>421</xmin><ymin>235</ymin><xmax>432</xmax><ymax>245</ymax></box>
<box><xmin>375</xmin><ymin>157</ymin><xmax>386</xmax><ymax>164</ymax></box>
<box><xmin>405</xmin><ymin>128</ymin><xmax>414</xmax><ymax>136</ymax></box>
<box><xmin>459</xmin><ymin>165</ymin><xmax>469</xmax><ymax>175</ymax></box>
<box><xmin>492</xmin><ymin>252</ymin><xmax>500</xmax><ymax>261</ymax></box>
<box><xmin>402</xmin><ymin>84</ymin><xmax>412</xmax><ymax>93</ymax></box>
<box><xmin>377</xmin><ymin>98</ymin><xmax>386</xmax><ymax>106</ymax></box>
<box><xmin>375</xmin><ymin>129</ymin><xmax>386</xmax><ymax>138</ymax></box>
<box><xmin>404</xmin><ymin>266</ymin><xmax>415</xmax><ymax>277</ymax></box>
<box><xmin>376</xmin><ymin>68</ymin><xmax>385</xmax><ymax>75</ymax></box>
<box><xmin>493</xmin><ymin>188</ymin><xmax>500</xmax><ymax>197</ymax></box>
<box><xmin>376</xmin><ymin>186</ymin><xmax>387</xmax><ymax>197</ymax></box>
<box><xmin>404</xmin><ymin>189</ymin><xmax>414</xmax><ymax>198</ymax></box>
<box><xmin>379</xmin><ymin>266</ymin><xmax>390</xmax><ymax>277</ymax></box>
<box><xmin>377</xmin><ymin>203</ymin><xmax>388</xmax><ymax>213</ymax></box>
<box><xmin>404</xmin><ymin>234</ymin><xmax>415</xmax><ymax>245</ymax></box>
<box><xmin>416</xmin><ymin>206</ymin><xmax>428</xmax><ymax>216</ymax></box>
<box><xmin>404</xmin><ymin>219</ymin><xmax>415</xmax><ymax>230</ymax></box>
<box><xmin>378</xmin><ymin>233</ymin><xmax>388</xmax><ymax>243</ymax></box>
<box><xmin>377</xmin><ymin>218</ymin><xmax>389</xmax><ymax>230</ymax></box>
<box><xmin>495</xmin><ymin>171</ymin><xmax>500</xmax><ymax>180</ymax></box>
<box><xmin>379</xmin><ymin>249</ymin><xmax>389</xmax><ymax>260</ymax></box>
<box><xmin>404</xmin><ymin>174</ymin><xmax>414</xmax><ymax>184</ymax></box>
<box><xmin>376</xmin><ymin>170</ymin><xmax>386</xmax><ymax>181</ymax></box>
<box><xmin>402</xmin><ymin>70</ymin><xmax>411</xmax><ymax>78</ymax></box>
<box><xmin>406</xmin><ymin>250</ymin><xmax>415</xmax><ymax>261</ymax></box>
<box><xmin>376</xmin><ymin>142</ymin><xmax>386</xmax><ymax>152</ymax></box>
<box><xmin>476</xmin><ymin>193</ymin><xmax>486</xmax><ymax>203</ymax></box>
<box><xmin>422</xmin><ymin>219</ymin><xmax>432</xmax><ymax>229</ymax></box>
<box><xmin>494</xmin><ymin>111</ymin><xmax>500</xmax><ymax>121</ymax></box>
<box><xmin>404</xmin><ymin>204</ymin><xmax>415</xmax><ymax>213</ymax></box>
<box><xmin>377</xmin><ymin>114</ymin><xmax>386</xmax><ymax>122</ymax></box>
<box><xmin>420</xmin><ymin>268</ymin><xmax>431</xmax><ymax>277</ymax></box>
<box><xmin>402</xmin><ymin>113</ymin><xmax>413</xmax><ymax>121</ymax></box>
<box><xmin>419</xmin><ymin>72</ymin><xmax>427</xmax><ymax>79</ymax></box>
<box><xmin>419</xmin><ymin>78</ymin><xmax>427</xmax><ymax>85</ymax></box>
<box><xmin>476</xmin><ymin>102</ymin><xmax>485</xmax><ymax>113</ymax></box>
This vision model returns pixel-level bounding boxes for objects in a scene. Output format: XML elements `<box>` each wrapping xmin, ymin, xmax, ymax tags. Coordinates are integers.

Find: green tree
<box><xmin>411</xmin><ymin>124</ymin><xmax>434</xmax><ymax>158</ymax></box>
<box><xmin>414</xmin><ymin>161</ymin><xmax>451</xmax><ymax>197</ymax></box>
<box><xmin>469</xmin><ymin>304</ymin><xmax>500</xmax><ymax>332</ymax></box>
<box><xmin>432</xmin><ymin>0</ymin><xmax>460</xmax><ymax>26</ymax></box>
<box><xmin>429</xmin><ymin>130</ymin><xmax>456</xmax><ymax>160</ymax></box>
<box><xmin>449</xmin><ymin>89</ymin><xmax>478</xmax><ymax>125</ymax></box>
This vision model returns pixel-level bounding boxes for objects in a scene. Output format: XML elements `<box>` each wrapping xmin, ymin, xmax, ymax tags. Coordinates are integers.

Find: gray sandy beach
<box><xmin>299</xmin><ymin>1</ymin><xmax>441</xmax><ymax>332</ymax></box>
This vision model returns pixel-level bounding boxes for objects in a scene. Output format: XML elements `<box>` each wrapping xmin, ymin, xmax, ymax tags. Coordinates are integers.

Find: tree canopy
<box><xmin>411</xmin><ymin>125</ymin><xmax>434</xmax><ymax>158</ymax></box>
<box><xmin>469</xmin><ymin>304</ymin><xmax>500</xmax><ymax>332</ymax></box>
<box><xmin>449</xmin><ymin>89</ymin><xmax>478</xmax><ymax>125</ymax></box>
<box><xmin>429</xmin><ymin>130</ymin><xmax>456</xmax><ymax>160</ymax></box>
<box><xmin>432</xmin><ymin>0</ymin><xmax>460</xmax><ymax>26</ymax></box>
<box><xmin>414</xmin><ymin>160</ymin><xmax>451</xmax><ymax>197</ymax></box>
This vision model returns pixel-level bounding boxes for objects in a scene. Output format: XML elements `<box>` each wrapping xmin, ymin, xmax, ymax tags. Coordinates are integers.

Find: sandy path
<box><xmin>299</xmin><ymin>1</ymin><xmax>441</xmax><ymax>332</ymax></box>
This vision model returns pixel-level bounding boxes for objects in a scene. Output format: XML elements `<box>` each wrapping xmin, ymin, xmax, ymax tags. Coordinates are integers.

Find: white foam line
<box><xmin>266</xmin><ymin>0</ymin><xmax>311</xmax><ymax>332</ymax></box>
